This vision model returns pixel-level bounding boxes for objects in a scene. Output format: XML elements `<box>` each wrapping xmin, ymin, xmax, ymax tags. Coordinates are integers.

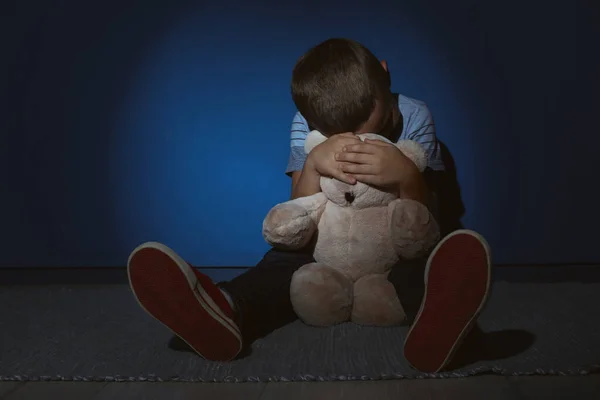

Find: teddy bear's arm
<box><xmin>388</xmin><ymin>198</ymin><xmax>440</xmax><ymax>259</ymax></box>
<box><xmin>262</xmin><ymin>192</ymin><xmax>327</xmax><ymax>250</ymax></box>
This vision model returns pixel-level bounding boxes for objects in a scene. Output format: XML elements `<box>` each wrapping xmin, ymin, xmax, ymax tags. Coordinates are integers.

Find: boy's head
<box><xmin>291</xmin><ymin>38</ymin><xmax>395</xmax><ymax>137</ymax></box>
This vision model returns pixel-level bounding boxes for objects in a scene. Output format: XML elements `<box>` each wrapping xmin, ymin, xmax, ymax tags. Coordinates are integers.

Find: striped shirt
<box><xmin>286</xmin><ymin>93</ymin><xmax>445</xmax><ymax>175</ymax></box>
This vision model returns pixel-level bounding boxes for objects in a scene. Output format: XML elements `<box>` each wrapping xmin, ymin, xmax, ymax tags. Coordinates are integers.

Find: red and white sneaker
<box><xmin>403</xmin><ymin>229</ymin><xmax>492</xmax><ymax>373</ymax></box>
<box><xmin>127</xmin><ymin>242</ymin><xmax>242</xmax><ymax>361</ymax></box>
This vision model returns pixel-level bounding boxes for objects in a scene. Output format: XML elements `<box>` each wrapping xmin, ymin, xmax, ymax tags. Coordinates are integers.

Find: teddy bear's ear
<box><xmin>395</xmin><ymin>140</ymin><xmax>428</xmax><ymax>172</ymax></box>
<box><xmin>304</xmin><ymin>130</ymin><xmax>328</xmax><ymax>155</ymax></box>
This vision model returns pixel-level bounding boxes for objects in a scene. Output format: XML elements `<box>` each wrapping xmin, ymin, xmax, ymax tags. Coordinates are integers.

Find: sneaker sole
<box><xmin>403</xmin><ymin>229</ymin><xmax>492</xmax><ymax>372</ymax></box>
<box><xmin>127</xmin><ymin>242</ymin><xmax>242</xmax><ymax>361</ymax></box>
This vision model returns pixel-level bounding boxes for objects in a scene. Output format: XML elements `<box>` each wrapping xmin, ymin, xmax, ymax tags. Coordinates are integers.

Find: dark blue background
<box><xmin>2</xmin><ymin>0</ymin><xmax>596</xmax><ymax>267</ymax></box>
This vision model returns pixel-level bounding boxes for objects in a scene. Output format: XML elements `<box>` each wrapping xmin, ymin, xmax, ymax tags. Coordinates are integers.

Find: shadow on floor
<box><xmin>168</xmin><ymin>335</ymin><xmax>256</xmax><ymax>359</ymax></box>
<box><xmin>446</xmin><ymin>328</ymin><xmax>537</xmax><ymax>371</ymax></box>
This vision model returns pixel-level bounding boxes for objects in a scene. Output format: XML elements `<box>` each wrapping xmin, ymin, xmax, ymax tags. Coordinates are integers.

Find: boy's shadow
<box><xmin>434</xmin><ymin>140</ymin><xmax>536</xmax><ymax>369</ymax></box>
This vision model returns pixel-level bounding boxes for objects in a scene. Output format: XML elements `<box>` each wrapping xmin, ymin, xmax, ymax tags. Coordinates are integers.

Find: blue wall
<box><xmin>2</xmin><ymin>0</ymin><xmax>596</xmax><ymax>267</ymax></box>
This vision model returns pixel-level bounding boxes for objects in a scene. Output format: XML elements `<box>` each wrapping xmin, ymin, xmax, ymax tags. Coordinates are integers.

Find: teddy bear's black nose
<box><xmin>344</xmin><ymin>192</ymin><xmax>355</xmax><ymax>203</ymax></box>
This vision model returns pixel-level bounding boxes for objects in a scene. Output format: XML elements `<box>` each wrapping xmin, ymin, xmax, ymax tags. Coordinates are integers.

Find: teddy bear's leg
<box><xmin>290</xmin><ymin>263</ymin><xmax>353</xmax><ymax>326</ymax></box>
<box><xmin>351</xmin><ymin>274</ymin><xmax>406</xmax><ymax>326</ymax></box>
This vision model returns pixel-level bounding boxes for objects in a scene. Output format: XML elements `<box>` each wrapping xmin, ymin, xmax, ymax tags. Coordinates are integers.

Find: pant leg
<box><xmin>387</xmin><ymin>257</ymin><xmax>428</xmax><ymax>325</ymax></box>
<box><xmin>218</xmin><ymin>248</ymin><xmax>315</xmax><ymax>345</ymax></box>
<box><xmin>388</xmin><ymin>249</ymin><xmax>486</xmax><ymax>354</ymax></box>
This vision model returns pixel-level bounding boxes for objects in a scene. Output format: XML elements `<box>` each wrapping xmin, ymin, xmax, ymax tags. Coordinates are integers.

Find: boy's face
<box><xmin>355</xmin><ymin>93</ymin><xmax>397</xmax><ymax>138</ymax></box>
<box><xmin>354</xmin><ymin>60</ymin><xmax>400</xmax><ymax>140</ymax></box>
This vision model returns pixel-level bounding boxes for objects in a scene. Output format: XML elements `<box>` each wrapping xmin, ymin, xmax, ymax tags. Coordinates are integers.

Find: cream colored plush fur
<box><xmin>263</xmin><ymin>131</ymin><xmax>440</xmax><ymax>327</ymax></box>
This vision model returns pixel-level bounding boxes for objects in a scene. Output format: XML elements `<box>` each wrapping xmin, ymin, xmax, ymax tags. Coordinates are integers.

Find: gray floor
<box><xmin>1</xmin><ymin>375</ymin><xmax>600</xmax><ymax>399</ymax></box>
<box><xmin>3</xmin><ymin>282</ymin><xmax>600</xmax><ymax>381</ymax></box>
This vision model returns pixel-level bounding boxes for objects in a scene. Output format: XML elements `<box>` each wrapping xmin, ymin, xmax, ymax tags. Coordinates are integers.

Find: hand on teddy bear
<box><xmin>306</xmin><ymin>132</ymin><xmax>361</xmax><ymax>185</ymax></box>
<box><xmin>336</xmin><ymin>139</ymin><xmax>423</xmax><ymax>201</ymax></box>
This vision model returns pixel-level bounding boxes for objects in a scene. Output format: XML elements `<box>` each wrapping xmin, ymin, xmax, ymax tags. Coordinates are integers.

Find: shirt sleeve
<box><xmin>406</xmin><ymin>105</ymin><xmax>445</xmax><ymax>171</ymax></box>
<box><xmin>285</xmin><ymin>112</ymin><xmax>310</xmax><ymax>175</ymax></box>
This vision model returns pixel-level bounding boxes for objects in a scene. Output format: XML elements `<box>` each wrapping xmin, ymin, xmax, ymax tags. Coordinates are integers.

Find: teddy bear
<box><xmin>262</xmin><ymin>131</ymin><xmax>440</xmax><ymax>327</ymax></box>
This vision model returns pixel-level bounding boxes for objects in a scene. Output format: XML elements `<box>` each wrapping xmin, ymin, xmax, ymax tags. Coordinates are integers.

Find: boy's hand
<box><xmin>307</xmin><ymin>133</ymin><xmax>361</xmax><ymax>185</ymax></box>
<box><xmin>335</xmin><ymin>139</ymin><xmax>420</xmax><ymax>189</ymax></box>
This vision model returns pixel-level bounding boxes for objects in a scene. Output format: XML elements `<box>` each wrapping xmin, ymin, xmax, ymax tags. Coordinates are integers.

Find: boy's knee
<box><xmin>259</xmin><ymin>248</ymin><xmax>316</xmax><ymax>269</ymax></box>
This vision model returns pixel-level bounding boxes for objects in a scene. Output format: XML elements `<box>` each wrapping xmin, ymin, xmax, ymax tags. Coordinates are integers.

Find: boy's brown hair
<box><xmin>291</xmin><ymin>38</ymin><xmax>391</xmax><ymax>136</ymax></box>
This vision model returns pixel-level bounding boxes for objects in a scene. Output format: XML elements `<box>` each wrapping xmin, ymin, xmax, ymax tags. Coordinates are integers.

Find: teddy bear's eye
<box><xmin>345</xmin><ymin>192</ymin><xmax>355</xmax><ymax>203</ymax></box>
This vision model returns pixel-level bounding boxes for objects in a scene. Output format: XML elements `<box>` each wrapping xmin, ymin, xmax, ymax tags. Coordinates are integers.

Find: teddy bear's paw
<box><xmin>390</xmin><ymin>199</ymin><xmax>441</xmax><ymax>259</ymax></box>
<box><xmin>290</xmin><ymin>263</ymin><xmax>353</xmax><ymax>326</ymax></box>
<box><xmin>263</xmin><ymin>203</ymin><xmax>316</xmax><ymax>250</ymax></box>
<box><xmin>351</xmin><ymin>274</ymin><xmax>406</xmax><ymax>326</ymax></box>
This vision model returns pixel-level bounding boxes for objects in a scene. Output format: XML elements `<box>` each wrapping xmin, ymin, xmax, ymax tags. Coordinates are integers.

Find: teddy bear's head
<box><xmin>304</xmin><ymin>131</ymin><xmax>428</xmax><ymax>210</ymax></box>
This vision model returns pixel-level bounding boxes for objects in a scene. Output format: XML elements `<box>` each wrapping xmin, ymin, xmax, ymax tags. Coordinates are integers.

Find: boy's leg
<box><xmin>218</xmin><ymin>248</ymin><xmax>315</xmax><ymax>345</ymax></box>
<box><xmin>128</xmin><ymin>242</ymin><xmax>313</xmax><ymax>361</ymax></box>
<box><xmin>388</xmin><ymin>229</ymin><xmax>491</xmax><ymax>373</ymax></box>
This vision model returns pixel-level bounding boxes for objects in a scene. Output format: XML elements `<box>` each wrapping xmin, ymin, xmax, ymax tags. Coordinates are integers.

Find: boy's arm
<box><xmin>291</xmin><ymin>165</ymin><xmax>321</xmax><ymax>200</ymax></box>
<box><xmin>406</xmin><ymin>104</ymin><xmax>444</xmax><ymax>173</ymax></box>
<box><xmin>397</xmin><ymin>166</ymin><xmax>429</xmax><ymax>205</ymax></box>
<box><xmin>286</xmin><ymin>112</ymin><xmax>321</xmax><ymax>199</ymax></box>
<box><xmin>405</xmin><ymin>105</ymin><xmax>446</xmax><ymax>225</ymax></box>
